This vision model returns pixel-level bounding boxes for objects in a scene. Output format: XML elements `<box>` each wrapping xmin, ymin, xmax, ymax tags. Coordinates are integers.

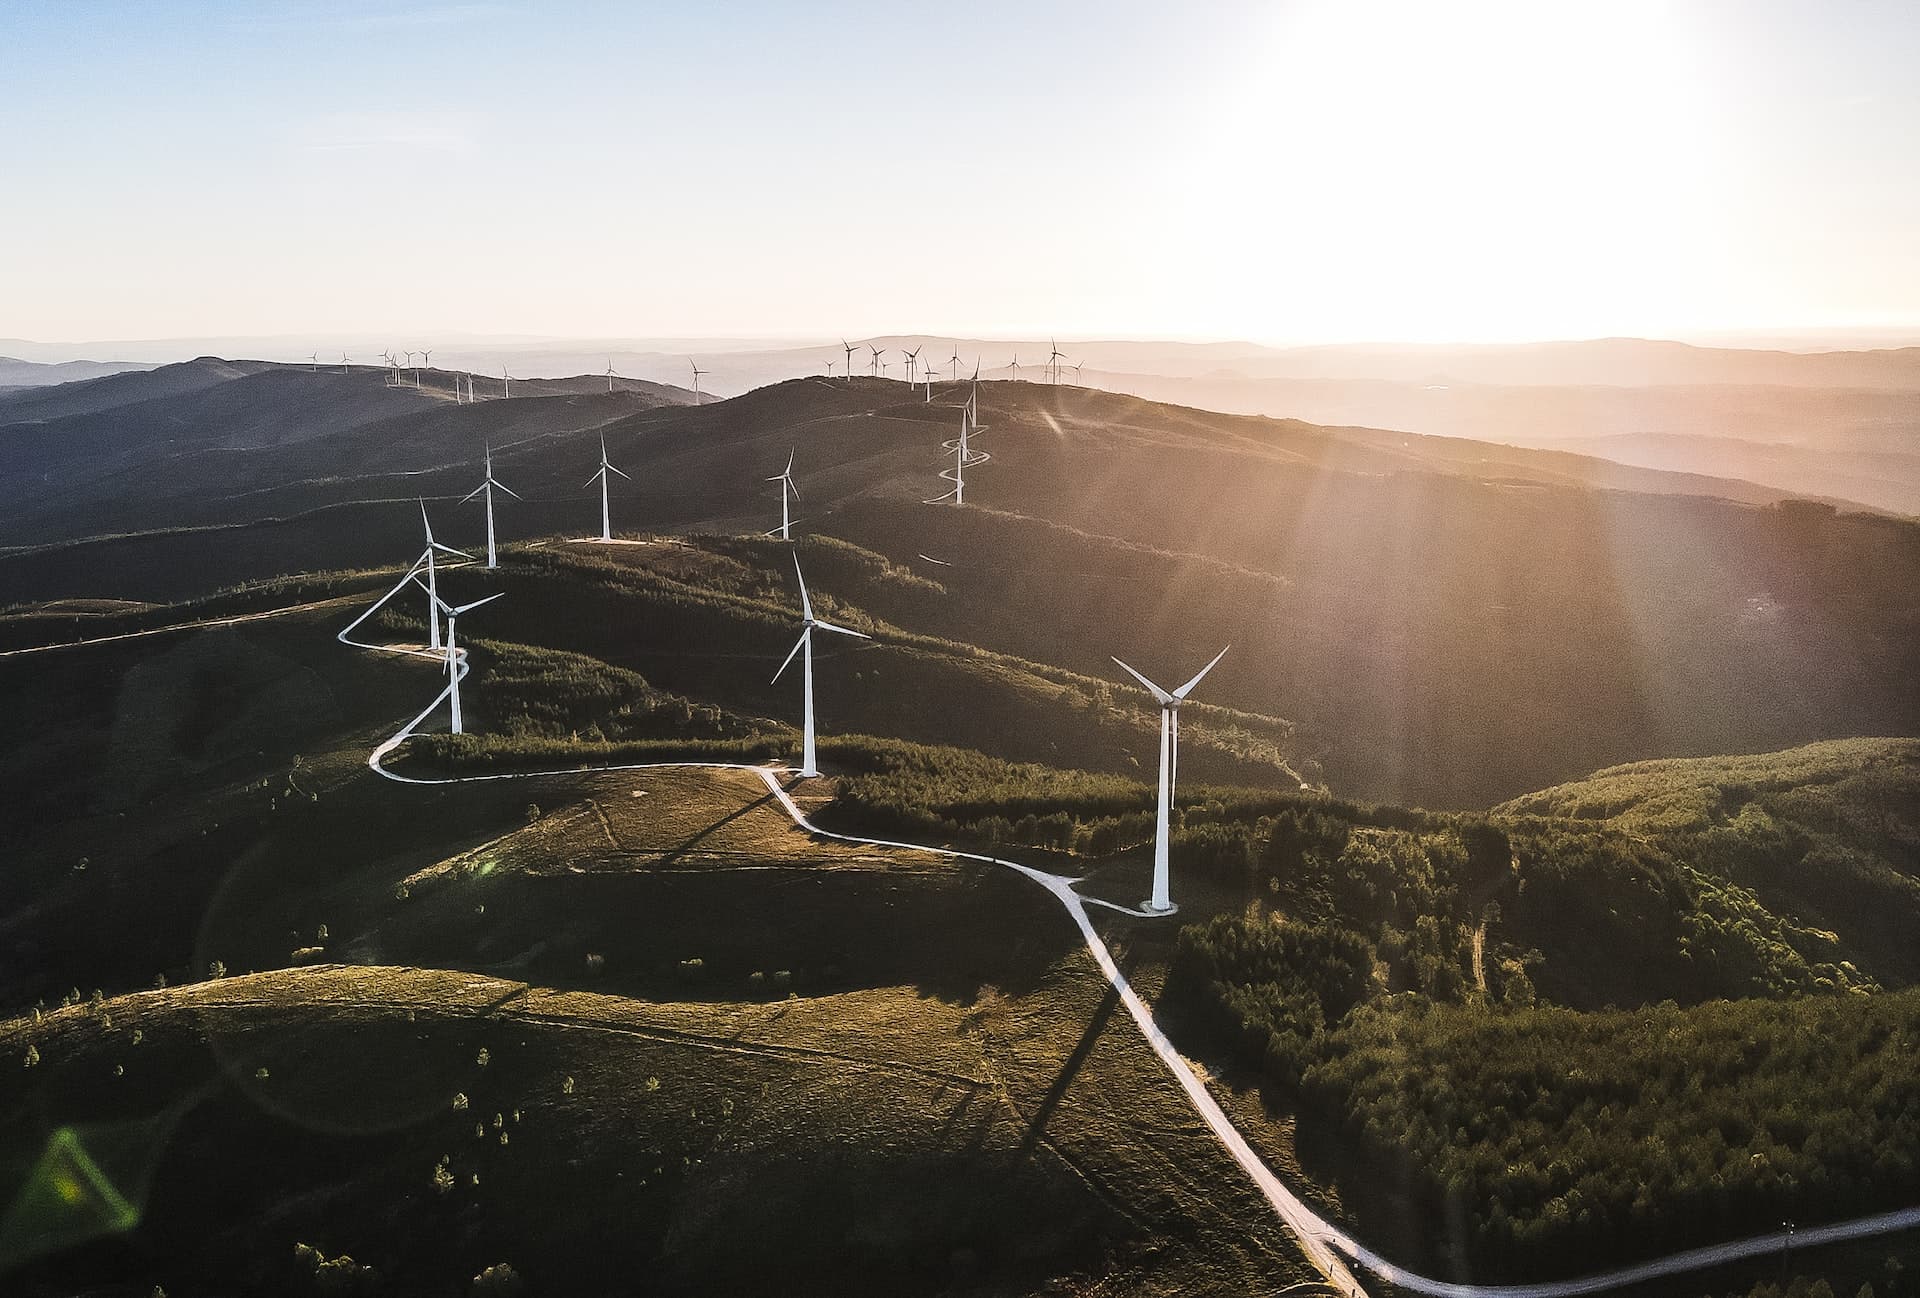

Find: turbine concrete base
<box><xmin>1139</xmin><ymin>900</ymin><xmax>1180</xmax><ymax>917</ymax></box>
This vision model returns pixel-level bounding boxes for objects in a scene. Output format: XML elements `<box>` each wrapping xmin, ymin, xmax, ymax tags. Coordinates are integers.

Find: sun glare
<box><xmin>1180</xmin><ymin>0</ymin><xmax>1721</xmax><ymax>342</ymax></box>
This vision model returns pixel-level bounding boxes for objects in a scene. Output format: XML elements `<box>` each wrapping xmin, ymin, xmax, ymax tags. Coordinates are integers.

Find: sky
<box><xmin>2</xmin><ymin>0</ymin><xmax>1918</xmax><ymax>346</ymax></box>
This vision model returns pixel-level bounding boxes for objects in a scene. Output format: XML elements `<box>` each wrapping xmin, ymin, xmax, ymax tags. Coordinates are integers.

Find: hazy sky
<box><xmin>3</xmin><ymin>0</ymin><xmax>1917</xmax><ymax>344</ymax></box>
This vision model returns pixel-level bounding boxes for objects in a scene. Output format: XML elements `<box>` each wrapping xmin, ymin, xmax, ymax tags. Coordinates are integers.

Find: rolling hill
<box><xmin>2</xmin><ymin>365</ymin><xmax>1916</xmax><ymax>808</ymax></box>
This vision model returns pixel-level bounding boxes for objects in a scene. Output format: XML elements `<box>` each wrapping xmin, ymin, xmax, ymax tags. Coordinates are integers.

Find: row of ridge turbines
<box><xmin>826</xmin><ymin>339</ymin><xmax>1082</xmax><ymax>389</ymax></box>
<box><xmin>345</xmin><ymin>341</ymin><xmax>1218</xmax><ymax>913</ymax></box>
<box><xmin>310</xmin><ymin>348</ymin><xmax>721</xmax><ymax>405</ymax></box>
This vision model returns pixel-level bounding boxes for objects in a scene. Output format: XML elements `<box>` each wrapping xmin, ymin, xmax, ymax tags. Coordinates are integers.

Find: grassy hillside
<box><xmin>0</xmin><ymin>962</ymin><xmax>1321</xmax><ymax>1297</ymax></box>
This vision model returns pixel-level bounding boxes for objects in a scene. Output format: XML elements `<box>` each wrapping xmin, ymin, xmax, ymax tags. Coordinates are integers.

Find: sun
<box><xmin>1170</xmin><ymin>0</ymin><xmax>1724</xmax><ymax>343</ymax></box>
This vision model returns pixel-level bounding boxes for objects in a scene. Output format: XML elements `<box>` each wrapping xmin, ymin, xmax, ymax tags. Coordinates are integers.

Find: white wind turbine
<box><xmin>309</xmin><ymin>351</ymin><xmax>319</xmax><ymax>372</ymax></box>
<box><xmin>501</xmin><ymin>365</ymin><xmax>514</xmax><ymax>398</ymax></box>
<box><xmin>766</xmin><ymin>449</ymin><xmax>800</xmax><ymax>541</ymax></box>
<box><xmin>585</xmin><ymin>434</ymin><xmax>629</xmax><ymax>541</ymax></box>
<box><xmin>772</xmin><ymin>553</ymin><xmax>870</xmax><ymax>778</ymax></box>
<box><xmin>339</xmin><ymin>351</ymin><xmax>350</xmax><ymax>374</ymax></box>
<box><xmin>1046</xmin><ymin>338</ymin><xmax>1066</xmax><ymax>384</ymax></box>
<box><xmin>418</xmin><ymin>349</ymin><xmax>432</xmax><ymax>390</ymax></box>
<box><xmin>413</xmin><ymin>584</ymin><xmax>504</xmax><ymax>735</ymax></box>
<box><xmin>868</xmin><ymin>344</ymin><xmax>885</xmax><ymax>376</ymax></box>
<box><xmin>903</xmin><ymin>345</ymin><xmax>921</xmax><ymax>385</ymax></box>
<box><xmin>461</xmin><ymin>443</ymin><xmax>521</xmax><ymax>569</ymax></box>
<box><xmin>689</xmin><ymin>358</ymin><xmax>709</xmax><ymax>403</ymax></box>
<box><xmin>841</xmin><ymin>338</ymin><xmax>858</xmax><ymax>383</ymax></box>
<box><xmin>1109</xmin><ymin>646</ymin><xmax>1231</xmax><ymax>914</ymax></box>
<box><xmin>605</xmin><ymin>357</ymin><xmax>618</xmax><ymax>393</ymax></box>
<box><xmin>415</xmin><ymin>500</ymin><xmax>472</xmax><ymax>652</ymax></box>
<box><xmin>949</xmin><ymin>348</ymin><xmax>961</xmax><ymax>381</ymax></box>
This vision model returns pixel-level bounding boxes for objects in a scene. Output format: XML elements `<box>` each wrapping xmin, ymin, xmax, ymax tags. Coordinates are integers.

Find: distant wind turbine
<box><xmin>841</xmin><ymin>338</ymin><xmax>858</xmax><ymax>383</ymax></box>
<box><xmin>949</xmin><ymin>348</ymin><xmax>961</xmax><ymax>381</ymax></box>
<box><xmin>605</xmin><ymin>357</ymin><xmax>618</xmax><ymax>393</ymax></box>
<box><xmin>417</xmin><ymin>349</ymin><xmax>432</xmax><ymax>389</ymax></box>
<box><xmin>903</xmin><ymin>345</ymin><xmax>921</xmax><ymax>385</ymax></box>
<box><xmin>1004</xmin><ymin>353</ymin><xmax>1019</xmax><ymax>379</ymax></box>
<box><xmin>461</xmin><ymin>444</ymin><xmax>521</xmax><ymax>569</ymax></box>
<box><xmin>1109</xmin><ymin>647</ymin><xmax>1231</xmax><ymax>914</ymax></box>
<box><xmin>766</xmin><ymin>449</ymin><xmax>800</xmax><ymax>541</ymax></box>
<box><xmin>773</xmin><ymin>553</ymin><xmax>870</xmax><ymax>778</ymax></box>
<box><xmin>585</xmin><ymin>434</ymin><xmax>630</xmax><ymax>541</ymax></box>
<box><xmin>339</xmin><ymin>351</ymin><xmax>350</xmax><ymax>375</ymax></box>
<box><xmin>869</xmin><ymin>345</ymin><xmax>884</xmax><ymax>377</ymax></box>
<box><xmin>309</xmin><ymin>351</ymin><xmax>319</xmax><ymax>372</ymax></box>
<box><xmin>689</xmin><ymin>358</ymin><xmax>708</xmax><ymax>403</ymax></box>
<box><xmin>501</xmin><ymin>365</ymin><xmax>514</xmax><ymax>399</ymax></box>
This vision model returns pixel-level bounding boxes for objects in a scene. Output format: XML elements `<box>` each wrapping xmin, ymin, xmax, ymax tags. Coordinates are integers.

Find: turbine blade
<box><xmin>792</xmin><ymin>552</ymin><xmax>813</xmax><ymax>621</ymax></box>
<box><xmin>411</xmin><ymin>575</ymin><xmax>455</xmax><ymax>614</ymax></box>
<box><xmin>771</xmin><ymin>629</ymin><xmax>808</xmax><ymax>683</ymax></box>
<box><xmin>495</xmin><ymin>480</ymin><xmax>522</xmax><ymax>500</ymax></box>
<box><xmin>1110</xmin><ymin>656</ymin><xmax>1173</xmax><ymax>704</ymax></box>
<box><xmin>460</xmin><ymin>483</ymin><xmax>487</xmax><ymax>504</ymax></box>
<box><xmin>452</xmin><ymin>592</ymin><xmax>505</xmax><ymax>616</ymax></box>
<box><xmin>433</xmin><ymin>542</ymin><xmax>473</xmax><ymax>559</ymax></box>
<box><xmin>608</xmin><ymin>463</ymin><xmax>631</xmax><ymax>480</ymax></box>
<box><xmin>584</xmin><ymin>468</ymin><xmax>605</xmax><ymax>488</ymax></box>
<box><xmin>1172</xmin><ymin>645</ymin><xmax>1230</xmax><ymax>699</ymax></box>
<box><xmin>813</xmin><ymin>619</ymin><xmax>870</xmax><ymax>640</ymax></box>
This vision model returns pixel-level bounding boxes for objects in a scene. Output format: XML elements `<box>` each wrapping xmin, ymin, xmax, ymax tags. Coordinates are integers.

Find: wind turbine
<box><xmin>924</xmin><ymin>362</ymin><xmax>936</xmax><ymax>401</ymax></box>
<box><xmin>689</xmin><ymin>358</ymin><xmax>709</xmax><ymax>403</ymax></box>
<box><xmin>339</xmin><ymin>351</ymin><xmax>350</xmax><ymax>374</ymax></box>
<box><xmin>415</xmin><ymin>501</ymin><xmax>471</xmax><ymax>652</ymax></box>
<box><xmin>461</xmin><ymin>443</ymin><xmax>521</xmax><ymax>569</ymax></box>
<box><xmin>1109</xmin><ymin>646</ymin><xmax>1231</xmax><ymax>914</ymax></box>
<box><xmin>414</xmin><ymin>584</ymin><xmax>504</xmax><ymax>735</ymax></box>
<box><xmin>585</xmin><ymin>434</ymin><xmax>629</xmax><ymax>541</ymax></box>
<box><xmin>1069</xmin><ymin>361</ymin><xmax>1085</xmax><ymax>385</ymax></box>
<box><xmin>1047</xmin><ymin>339</ymin><xmax>1066</xmax><ymax>384</ymax></box>
<box><xmin>869</xmin><ymin>345</ymin><xmax>884</xmax><ymax>377</ymax></box>
<box><xmin>772</xmin><ymin>553</ymin><xmax>870</xmax><ymax>778</ymax></box>
<box><xmin>1004</xmin><ymin>353</ymin><xmax>1019</xmax><ymax>379</ymax></box>
<box><xmin>309</xmin><ymin>351</ymin><xmax>319</xmax><ymax>372</ymax></box>
<box><xmin>766</xmin><ymin>449</ymin><xmax>799</xmax><ymax>541</ymax></box>
<box><xmin>903</xmin><ymin>345</ymin><xmax>921</xmax><ymax>385</ymax></box>
<box><xmin>841</xmin><ymin>338</ymin><xmax>858</xmax><ymax>383</ymax></box>
<box><xmin>501</xmin><ymin>365</ymin><xmax>514</xmax><ymax>398</ymax></box>
<box><xmin>949</xmin><ymin>348</ymin><xmax>961</xmax><ymax>381</ymax></box>
<box><xmin>417</xmin><ymin>349</ymin><xmax>432</xmax><ymax>389</ymax></box>
<box><xmin>605</xmin><ymin>357</ymin><xmax>618</xmax><ymax>393</ymax></box>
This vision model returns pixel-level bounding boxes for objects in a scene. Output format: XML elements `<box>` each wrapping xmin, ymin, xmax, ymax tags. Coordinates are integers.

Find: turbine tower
<box><xmin>415</xmin><ymin>585</ymin><xmax>504</xmax><ymax>735</ymax></box>
<box><xmin>585</xmin><ymin>434</ymin><xmax>630</xmax><ymax>541</ymax></box>
<box><xmin>766</xmin><ymin>449</ymin><xmax>800</xmax><ymax>541</ymax></box>
<box><xmin>1109</xmin><ymin>647</ymin><xmax>1231</xmax><ymax>914</ymax></box>
<box><xmin>416</xmin><ymin>501</ymin><xmax>471</xmax><ymax>652</ymax></box>
<box><xmin>461</xmin><ymin>443</ymin><xmax>521</xmax><ymax>569</ymax></box>
<box><xmin>773</xmin><ymin>553</ymin><xmax>870</xmax><ymax>777</ymax></box>
<box><xmin>689</xmin><ymin>359</ymin><xmax>709</xmax><ymax>403</ymax></box>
